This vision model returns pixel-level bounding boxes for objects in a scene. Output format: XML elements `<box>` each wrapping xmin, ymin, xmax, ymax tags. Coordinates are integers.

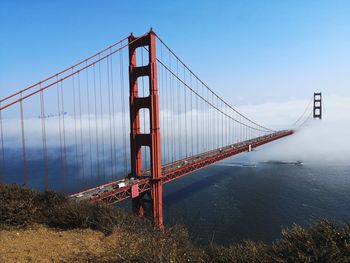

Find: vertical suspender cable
<box><xmin>207</xmin><ymin>87</ymin><xmax>209</xmax><ymax>151</ymax></box>
<box><xmin>77</xmin><ymin>72</ymin><xmax>85</xmax><ymax>183</ymax></box>
<box><xmin>202</xmin><ymin>83</ymin><xmax>205</xmax><ymax>152</ymax></box>
<box><xmin>40</xmin><ymin>88</ymin><xmax>48</xmax><ymax>190</ymax></box>
<box><xmin>72</xmin><ymin>70</ymin><xmax>79</xmax><ymax>188</ymax></box>
<box><xmin>98</xmin><ymin>56</ymin><xmax>106</xmax><ymax>181</ymax></box>
<box><xmin>106</xmin><ymin>56</ymin><xmax>114</xmax><ymax>179</ymax></box>
<box><xmin>60</xmin><ymin>81</ymin><xmax>68</xmax><ymax>191</ymax></box>
<box><xmin>196</xmin><ymin>78</ymin><xmax>199</xmax><ymax>155</ymax></box>
<box><xmin>93</xmin><ymin>64</ymin><xmax>100</xmax><ymax>179</ymax></box>
<box><xmin>159</xmin><ymin>44</ymin><xmax>164</xmax><ymax>162</ymax></box>
<box><xmin>56</xmin><ymin>78</ymin><xmax>64</xmax><ymax>189</ymax></box>
<box><xmin>221</xmin><ymin>100</ymin><xmax>223</xmax><ymax>147</ymax></box>
<box><xmin>184</xmin><ymin>66</ymin><xmax>187</xmax><ymax>157</ymax></box>
<box><xmin>190</xmin><ymin>73</ymin><xmax>193</xmax><ymax>155</ymax></box>
<box><xmin>170</xmin><ymin>52</ymin><xmax>175</xmax><ymax>162</ymax></box>
<box><xmin>176</xmin><ymin>60</ymin><xmax>181</xmax><ymax>159</ymax></box>
<box><xmin>0</xmin><ymin>102</ymin><xmax>5</xmax><ymax>181</ymax></box>
<box><xmin>120</xmin><ymin>45</ymin><xmax>128</xmax><ymax>176</ymax></box>
<box><xmin>163</xmin><ymin>45</ymin><xmax>170</xmax><ymax>164</ymax></box>
<box><xmin>19</xmin><ymin>92</ymin><xmax>27</xmax><ymax>186</ymax></box>
<box><xmin>86</xmin><ymin>63</ymin><xmax>93</xmax><ymax>183</ymax></box>
<box><xmin>110</xmin><ymin>50</ymin><xmax>118</xmax><ymax>178</ymax></box>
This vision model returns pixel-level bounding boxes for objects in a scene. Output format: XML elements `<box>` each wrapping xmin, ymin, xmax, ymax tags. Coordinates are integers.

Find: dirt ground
<box><xmin>0</xmin><ymin>225</ymin><xmax>124</xmax><ymax>263</ymax></box>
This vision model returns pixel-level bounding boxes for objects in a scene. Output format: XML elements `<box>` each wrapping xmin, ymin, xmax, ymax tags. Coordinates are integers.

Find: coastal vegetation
<box><xmin>1</xmin><ymin>184</ymin><xmax>349</xmax><ymax>262</ymax></box>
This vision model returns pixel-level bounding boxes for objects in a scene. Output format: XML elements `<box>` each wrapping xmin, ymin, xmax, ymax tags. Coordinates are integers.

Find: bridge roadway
<box><xmin>70</xmin><ymin>130</ymin><xmax>293</xmax><ymax>205</ymax></box>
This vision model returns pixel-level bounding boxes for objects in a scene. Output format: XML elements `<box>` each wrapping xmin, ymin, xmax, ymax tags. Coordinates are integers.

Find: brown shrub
<box><xmin>46</xmin><ymin>201</ymin><xmax>123</xmax><ymax>235</ymax></box>
<box><xmin>0</xmin><ymin>184</ymin><xmax>37</xmax><ymax>228</ymax></box>
<box><xmin>77</xmin><ymin>225</ymin><xmax>207</xmax><ymax>263</ymax></box>
<box><xmin>205</xmin><ymin>220</ymin><xmax>350</xmax><ymax>262</ymax></box>
<box><xmin>269</xmin><ymin>219</ymin><xmax>350</xmax><ymax>263</ymax></box>
<box><xmin>0</xmin><ymin>183</ymin><xmax>148</xmax><ymax>235</ymax></box>
<box><xmin>205</xmin><ymin>241</ymin><xmax>269</xmax><ymax>263</ymax></box>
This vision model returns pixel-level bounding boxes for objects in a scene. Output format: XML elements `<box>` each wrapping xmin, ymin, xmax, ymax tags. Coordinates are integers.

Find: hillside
<box><xmin>1</xmin><ymin>184</ymin><xmax>350</xmax><ymax>262</ymax></box>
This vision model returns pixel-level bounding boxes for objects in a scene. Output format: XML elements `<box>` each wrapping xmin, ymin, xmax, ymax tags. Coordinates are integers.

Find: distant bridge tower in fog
<box><xmin>313</xmin><ymin>92</ymin><xmax>322</xmax><ymax>119</ymax></box>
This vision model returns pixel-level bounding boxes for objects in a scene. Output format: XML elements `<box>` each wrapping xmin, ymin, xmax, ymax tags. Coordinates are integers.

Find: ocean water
<box><xmin>161</xmin><ymin>158</ymin><xmax>350</xmax><ymax>245</ymax></box>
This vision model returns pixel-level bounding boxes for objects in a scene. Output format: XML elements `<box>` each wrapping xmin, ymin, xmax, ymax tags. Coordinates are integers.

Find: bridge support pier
<box><xmin>128</xmin><ymin>30</ymin><xmax>163</xmax><ymax>230</ymax></box>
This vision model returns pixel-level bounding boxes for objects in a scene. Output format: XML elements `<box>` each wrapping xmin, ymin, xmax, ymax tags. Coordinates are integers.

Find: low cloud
<box><xmin>237</xmin><ymin>94</ymin><xmax>350</xmax><ymax>164</ymax></box>
<box><xmin>1</xmin><ymin>94</ymin><xmax>348</xmax><ymax>165</ymax></box>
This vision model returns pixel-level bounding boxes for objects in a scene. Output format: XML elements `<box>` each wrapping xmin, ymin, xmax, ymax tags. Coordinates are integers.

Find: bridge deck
<box><xmin>70</xmin><ymin>130</ymin><xmax>293</xmax><ymax>205</ymax></box>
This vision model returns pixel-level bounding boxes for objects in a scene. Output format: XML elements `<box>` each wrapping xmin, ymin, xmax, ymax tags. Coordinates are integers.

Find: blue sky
<box><xmin>1</xmin><ymin>0</ymin><xmax>349</xmax><ymax>105</ymax></box>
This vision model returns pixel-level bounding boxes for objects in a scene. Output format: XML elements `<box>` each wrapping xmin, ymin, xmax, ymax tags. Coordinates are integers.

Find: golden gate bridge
<box><xmin>0</xmin><ymin>29</ymin><xmax>320</xmax><ymax>229</ymax></box>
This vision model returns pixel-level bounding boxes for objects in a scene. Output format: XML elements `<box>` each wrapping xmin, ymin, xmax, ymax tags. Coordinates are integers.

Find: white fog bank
<box><xmin>238</xmin><ymin>94</ymin><xmax>350</xmax><ymax>164</ymax></box>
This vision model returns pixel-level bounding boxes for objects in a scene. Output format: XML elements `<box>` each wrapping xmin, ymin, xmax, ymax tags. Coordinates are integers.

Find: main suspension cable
<box><xmin>154</xmin><ymin>33</ymin><xmax>275</xmax><ymax>132</ymax></box>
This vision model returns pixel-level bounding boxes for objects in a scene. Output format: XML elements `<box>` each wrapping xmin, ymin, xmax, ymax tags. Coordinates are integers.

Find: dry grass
<box><xmin>0</xmin><ymin>224</ymin><xmax>110</xmax><ymax>263</ymax></box>
<box><xmin>0</xmin><ymin>224</ymin><xmax>206</xmax><ymax>262</ymax></box>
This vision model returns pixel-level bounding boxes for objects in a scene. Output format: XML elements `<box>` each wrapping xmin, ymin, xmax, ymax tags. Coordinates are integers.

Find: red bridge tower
<box><xmin>128</xmin><ymin>30</ymin><xmax>163</xmax><ymax>229</ymax></box>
